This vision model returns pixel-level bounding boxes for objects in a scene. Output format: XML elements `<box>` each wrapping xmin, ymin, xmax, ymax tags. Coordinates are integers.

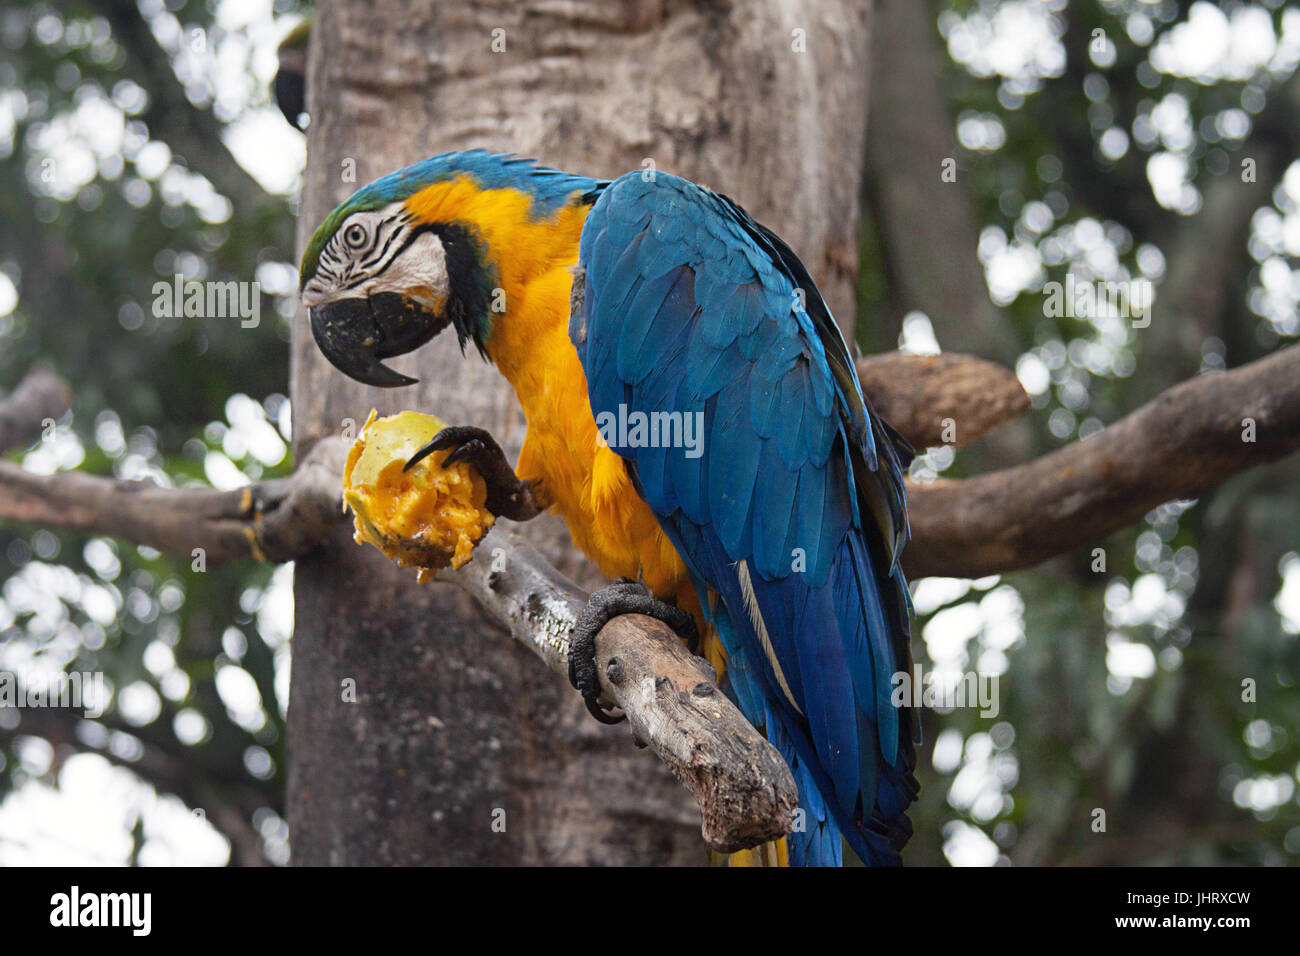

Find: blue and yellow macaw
<box><xmin>301</xmin><ymin>151</ymin><xmax>919</xmax><ymax>866</ymax></box>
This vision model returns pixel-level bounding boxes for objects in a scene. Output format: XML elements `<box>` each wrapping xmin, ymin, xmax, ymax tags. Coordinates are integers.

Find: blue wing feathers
<box><xmin>794</xmin><ymin>581</ymin><xmax>860</xmax><ymax>820</ymax></box>
<box><xmin>750</xmin><ymin>442</ymin><xmax>797</xmax><ymax>580</ymax></box>
<box><xmin>603</xmin><ymin>233</ymin><xmax>650</xmax><ymax>311</ymax></box>
<box><xmin>585</xmin><ymin>223</ymin><xmax>617</xmax><ymax>288</ymax></box>
<box><xmin>795</xmin><ymin>462</ymin><xmax>831</xmax><ymax>585</ymax></box>
<box><xmin>641</xmin><ymin>304</ymin><xmax>695</xmax><ymax>386</ymax></box>
<box><xmin>748</xmin><ymin>374</ymin><xmax>781</xmax><ymax>439</ymax></box>
<box><xmin>666</xmin><ymin>403</ymin><xmax>708</xmax><ymax>524</ymax></box>
<box><xmin>684</xmin><ymin>328</ymin><xmax>746</xmax><ymax>402</ymax></box>
<box><xmin>843</xmin><ymin>531</ymin><xmax>900</xmax><ymax>766</ymax></box>
<box><xmin>575</xmin><ymin>170</ymin><xmax>917</xmax><ymax>866</ymax></box>
<box><xmin>768</xmin><ymin>705</ymin><xmax>843</xmax><ymax>868</ymax></box>
<box><xmin>708</xmin><ymin>385</ymin><xmax>759</xmax><ymax>558</ymax></box>
<box><xmin>634</xmin><ymin>228</ymin><xmax>684</xmax><ymax>281</ymax></box>
<box><xmin>616</xmin><ymin>267</ymin><xmax>690</xmax><ymax>383</ymax></box>
<box><xmin>776</xmin><ymin>372</ymin><xmax>807</xmax><ymax>466</ymax></box>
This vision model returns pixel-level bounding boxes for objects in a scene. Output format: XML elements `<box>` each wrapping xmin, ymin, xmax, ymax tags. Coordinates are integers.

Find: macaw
<box><xmin>274</xmin><ymin>17</ymin><xmax>311</xmax><ymax>130</ymax></box>
<box><xmin>301</xmin><ymin>151</ymin><xmax>919</xmax><ymax>866</ymax></box>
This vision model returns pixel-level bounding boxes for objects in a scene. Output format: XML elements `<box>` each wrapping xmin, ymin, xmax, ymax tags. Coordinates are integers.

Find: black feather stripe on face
<box><xmin>429</xmin><ymin>223</ymin><xmax>496</xmax><ymax>359</ymax></box>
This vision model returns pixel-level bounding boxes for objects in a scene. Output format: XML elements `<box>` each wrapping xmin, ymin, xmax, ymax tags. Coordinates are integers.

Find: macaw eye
<box><xmin>344</xmin><ymin>224</ymin><xmax>368</xmax><ymax>249</ymax></box>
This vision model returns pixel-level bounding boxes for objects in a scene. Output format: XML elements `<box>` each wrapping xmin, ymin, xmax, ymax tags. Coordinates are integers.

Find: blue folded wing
<box><xmin>572</xmin><ymin>171</ymin><xmax>919</xmax><ymax>866</ymax></box>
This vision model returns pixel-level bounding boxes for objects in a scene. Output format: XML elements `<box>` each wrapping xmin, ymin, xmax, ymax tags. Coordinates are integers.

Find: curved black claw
<box><xmin>404</xmin><ymin>424</ymin><xmax>540</xmax><ymax>521</ymax></box>
<box><xmin>567</xmin><ymin>579</ymin><xmax>699</xmax><ymax>724</ymax></box>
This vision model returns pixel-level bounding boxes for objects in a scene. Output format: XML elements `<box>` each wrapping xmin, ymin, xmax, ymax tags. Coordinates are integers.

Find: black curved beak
<box><xmin>309</xmin><ymin>293</ymin><xmax>449</xmax><ymax>388</ymax></box>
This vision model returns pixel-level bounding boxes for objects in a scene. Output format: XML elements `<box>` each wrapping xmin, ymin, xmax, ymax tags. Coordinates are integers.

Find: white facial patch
<box><xmin>302</xmin><ymin>202</ymin><xmax>449</xmax><ymax>309</ymax></box>
<box><xmin>374</xmin><ymin>231</ymin><xmax>449</xmax><ymax>311</ymax></box>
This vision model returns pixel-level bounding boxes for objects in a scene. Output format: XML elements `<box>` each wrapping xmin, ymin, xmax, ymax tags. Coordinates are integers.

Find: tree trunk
<box><xmin>865</xmin><ymin>0</ymin><xmax>1020</xmax><ymax>365</ymax></box>
<box><xmin>287</xmin><ymin>0</ymin><xmax>875</xmax><ymax>865</ymax></box>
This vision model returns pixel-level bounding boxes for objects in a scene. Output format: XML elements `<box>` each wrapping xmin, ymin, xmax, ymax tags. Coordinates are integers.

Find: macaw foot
<box><xmin>404</xmin><ymin>424</ymin><xmax>541</xmax><ymax>521</ymax></box>
<box><xmin>567</xmin><ymin>579</ymin><xmax>699</xmax><ymax>724</ymax></box>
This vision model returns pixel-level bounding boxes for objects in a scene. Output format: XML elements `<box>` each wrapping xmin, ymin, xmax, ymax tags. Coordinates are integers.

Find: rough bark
<box><xmin>287</xmin><ymin>0</ymin><xmax>876</xmax><ymax>866</ymax></box>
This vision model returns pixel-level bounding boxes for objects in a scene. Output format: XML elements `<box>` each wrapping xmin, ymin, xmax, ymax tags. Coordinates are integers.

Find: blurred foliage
<box><xmin>0</xmin><ymin>0</ymin><xmax>307</xmax><ymax>864</ymax></box>
<box><xmin>880</xmin><ymin>0</ymin><xmax>1300</xmax><ymax>865</ymax></box>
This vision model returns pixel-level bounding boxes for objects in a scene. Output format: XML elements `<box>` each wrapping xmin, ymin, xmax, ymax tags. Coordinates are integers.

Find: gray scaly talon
<box><xmin>567</xmin><ymin>579</ymin><xmax>699</xmax><ymax>724</ymax></box>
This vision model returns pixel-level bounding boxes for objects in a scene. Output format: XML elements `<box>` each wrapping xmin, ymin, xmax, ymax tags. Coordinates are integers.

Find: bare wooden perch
<box><xmin>441</xmin><ymin>526</ymin><xmax>798</xmax><ymax>851</ymax></box>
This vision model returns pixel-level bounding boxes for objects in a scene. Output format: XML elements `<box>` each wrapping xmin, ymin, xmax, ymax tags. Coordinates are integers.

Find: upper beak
<box><xmin>309</xmin><ymin>293</ymin><xmax>448</xmax><ymax>388</ymax></box>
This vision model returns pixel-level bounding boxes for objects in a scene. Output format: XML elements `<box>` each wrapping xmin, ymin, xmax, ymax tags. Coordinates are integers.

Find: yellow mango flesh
<box><xmin>342</xmin><ymin>410</ymin><xmax>495</xmax><ymax>582</ymax></box>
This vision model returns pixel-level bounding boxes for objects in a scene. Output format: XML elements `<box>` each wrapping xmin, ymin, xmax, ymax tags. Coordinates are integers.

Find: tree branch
<box><xmin>441</xmin><ymin>526</ymin><xmax>798</xmax><ymax>851</ymax></box>
<box><xmin>6</xmin><ymin>345</ymin><xmax>1299</xmax><ymax>583</ymax></box>
<box><xmin>0</xmin><ymin>436</ymin><xmax>347</xmax><ymax>564</ymax></box>
<box><xmin>0</xmin><ymin>351</ymin><xmax>1027</xmax><ymax>558</ymax></box>
<box><xmin>857</xmin><ymin>351</ymin><xmax>1029</xmax><ymax>448</ymax></box>
<box><xmin>904</xmin><ymin>342</ymin><xmax>1300</xmax><ymax>578</ymax></box>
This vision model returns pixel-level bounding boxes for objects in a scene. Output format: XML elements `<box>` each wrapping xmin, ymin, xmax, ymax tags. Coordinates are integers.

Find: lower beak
<box><xmin>309</xmin><ymin>293</ymin><xmax>448</xmax><ymax>387</ymax></box>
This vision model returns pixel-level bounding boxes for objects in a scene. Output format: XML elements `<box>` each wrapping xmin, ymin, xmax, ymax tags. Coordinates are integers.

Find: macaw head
<box><xmin>300</xmin><ymin>190</ymin><xmax>494</xmax><ymax>387</ymax></box>
<box><xmin>300</xmin><ymin>151</ymin><xmax>600</xmax><ymax>387</ymax></box>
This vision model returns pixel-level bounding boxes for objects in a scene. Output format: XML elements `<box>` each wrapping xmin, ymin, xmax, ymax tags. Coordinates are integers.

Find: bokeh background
<box><xmin>1</xmin><ymin>0</ymin><xmax>1298</xmax><ymax>865</ymax></box>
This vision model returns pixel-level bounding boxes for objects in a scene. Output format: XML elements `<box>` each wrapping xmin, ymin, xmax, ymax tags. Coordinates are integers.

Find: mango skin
<box><xmin>342</xmin><ymin>410</ymin><xmax>494</xmax><ymax>582</ymax></box>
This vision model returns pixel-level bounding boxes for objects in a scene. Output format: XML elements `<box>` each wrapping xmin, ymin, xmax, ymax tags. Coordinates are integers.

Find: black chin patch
<box><xmin>428</xmin><ymin>223</ymin><xmax>495</xmax><ymax>357</ymax></box>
